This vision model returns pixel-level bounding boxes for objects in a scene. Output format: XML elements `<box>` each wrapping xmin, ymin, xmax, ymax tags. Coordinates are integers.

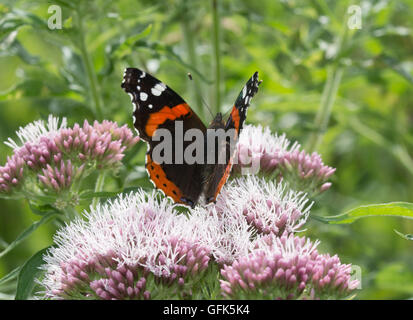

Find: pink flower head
<box><xmin>39</xmin><ymin>190</ymin><xmax>211</xmax><ymax>300</ymax></box>
<box><xmin>281</xmin><ymin>149</ymin><xmax>336</xmax><ymax>194</ymax></box>
<box><xmin>1</xmin><ymin>115</ymin><xmax>139</xmax><ymax>201</ymax></box>
<box><xmin>220</xmin><ymin>232</ymin><xmax>359</xmax><ymax>299</ymax></box>
<box><xmin>234</xmin><ymin>124</ymin><xmax>298</xmax><ymax>175</ymax></box>
<box><xmin>54</xmin><ymin>119</ymin><xmax>139</xmax><ymax>169</ymax></box>
<box><xmin>233</xmin><ymin>125</ymin><xmax>335</xmax><ymax>195</ymax></box>
<box><xmin>38</xmin><ymin>160</ymin><xmax>85</xmax><ymax>192</ymax></box>
<box><xmin>0</xmin><ymin>154</ymin><xmax>25</xmax><ymax>193</ymax></box>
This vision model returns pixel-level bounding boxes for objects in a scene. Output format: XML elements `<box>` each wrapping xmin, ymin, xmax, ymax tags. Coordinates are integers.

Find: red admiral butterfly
<box><xmin>121</xmin><ymin>68</ymin><xmax>261</xmax><ymax>208</ymax></box>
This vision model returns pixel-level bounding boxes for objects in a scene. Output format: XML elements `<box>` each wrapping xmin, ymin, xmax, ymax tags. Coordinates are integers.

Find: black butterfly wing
<box><xmin>121</xmin><ymin>68</ymin><xmax>206</xmax><ymax>207</ymax></box>
<box><xmin>203</xmin><ymin>71</ymin><xmax>261</xmax><ymax>203</ymax></box>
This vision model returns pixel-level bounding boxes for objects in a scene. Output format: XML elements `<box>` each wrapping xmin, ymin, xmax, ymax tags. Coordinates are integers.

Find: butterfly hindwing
<box><xmin>204</xmin><ymin>72</ymin><xmax>261</xmax><ymax>203</ymax></box>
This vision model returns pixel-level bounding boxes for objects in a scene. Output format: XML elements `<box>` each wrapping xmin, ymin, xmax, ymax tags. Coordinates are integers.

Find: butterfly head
<box><xmin>208</xmin><ymin>112</ymin><xmax>225</xmax><ymax>129</ymax></box>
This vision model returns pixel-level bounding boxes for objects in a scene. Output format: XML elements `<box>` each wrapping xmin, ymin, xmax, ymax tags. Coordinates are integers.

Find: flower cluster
<box><xmin>35</xmin><ymin>118</ymin><xmax>358</xmax><ymax>300</ymax></box>
<box><xmin>233</xmin><ymin>125</ymin><xmax>335</xmax><ymax>195</ymax></box>
<box><xmin>40</xmin><ymin>191</ymin><xmax>211</xmax><ymax>300</ymax></box>
<box><xmin>220</xmin><ymin>233</ymin><xmax>359</xmax><ymax>299</ymax></box>
<box><xmin>189</xmin><ymin>205</ymin><xmax>254</xmax><ymax>265</ymax></box>
<box><xmin>39</xmin><ymin>187</ymin><xmax>359</xmax><ymax>300</ymax></box>
<box><xmin>186</xmin><ymin>176</ymin><xmax>311</xmax><ymax>265</ymax></box>
<box><xmin>0</xmin><ymin>115</ymin><xmax>139</xmax><ymax>202</ymax></box>
<box><xmin>216</xmin><ymin>176</ymin><xmax>311</xmax><ymax>236</ymax></box>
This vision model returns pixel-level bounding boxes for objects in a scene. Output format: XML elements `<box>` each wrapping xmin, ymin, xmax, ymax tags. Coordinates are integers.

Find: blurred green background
<box><xmin>1</xmin><ymin>0</ymin><xmax>413</xmax><ymax>299</ymax></box>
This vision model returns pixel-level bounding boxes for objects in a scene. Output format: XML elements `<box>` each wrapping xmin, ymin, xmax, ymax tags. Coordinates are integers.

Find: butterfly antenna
<box><xmin>187</xmin><ymin>73</ymin><xmax>215</xmax><ymax>119</ymax></box>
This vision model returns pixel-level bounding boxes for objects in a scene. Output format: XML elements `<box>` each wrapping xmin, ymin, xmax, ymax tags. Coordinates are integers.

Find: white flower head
<box><xmin>251</xmin><ymin>232</ymin><xmax>319</xmax><ymax>260</ymax></box>
<box><xmin>5</xmin><ymin>114</ymin><xmax>67</xmax><ymax>150</ymax></box>
<box><xmin>40</xmin><ymin>190</ymin><xmax>211</xmax><ymax>299</ymax></box>
<box><xmin>238</xmin><ymin>124</ymin><xmax>300</xmax><ymax>156</ymax></box>
<box><xmin>188</xmin><ymin>205</ymin><xmax>254</xmax><ymax>265</ymax></box>
<box><xmin>216</xmin><ymin>175</ymin><xmax>312</xmax><ymax>235</ymax></box>
<box><xmin>235</xmin><ymin>124</ymin><xmax>300</xmax><ymax>170</ymax></box>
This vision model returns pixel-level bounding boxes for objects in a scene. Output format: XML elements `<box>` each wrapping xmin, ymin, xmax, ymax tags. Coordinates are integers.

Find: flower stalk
<box><xmin>305</xmin><ymin>65</ymin><xmax>343</xmax><ymax>152</ymax></box>
<box><xmin>92</xmin><ymin>171</ymin><xmax>106</xmax><ymax>208</ymax></box>
<box><xmin>180</xmin><ymin>2</ymin><xmax>204</xmax><ymax>120</ymax></box>
<box><xmin>211</xmin><ymin>0</ymin><xmax>221</xmax><ymax>114</ymax></box>
<box><xmin>75</xmin><ymin>5</ymin><xmax>103</xmax><ymax>120</ymax></box>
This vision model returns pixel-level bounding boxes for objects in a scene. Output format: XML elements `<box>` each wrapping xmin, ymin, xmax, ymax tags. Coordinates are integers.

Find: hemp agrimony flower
<box><xmin>233</xmin><ymin>125</ymin><xmax>335</xmax><ymax>195</ymax></box>
<box><xmin>39</xmin><ymin>191</ymin><xmax>211</xmax><ymax>300</ymax></box>
<box><xmin>0</xmin><ymin>115</ymin><xmax>139</xmax><ymax>207</ymax></box>
<box><xmin>220</xmin><ymin>232</ymin><xmax>359</xmax><ymax>299</ymax></box>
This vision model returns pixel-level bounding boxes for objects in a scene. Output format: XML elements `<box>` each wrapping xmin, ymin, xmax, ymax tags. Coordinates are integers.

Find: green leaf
<box><xmin>49</xmin><ymin>0</ymin><xmax>76</xmax><ymax>9</ymax></box>
<box><xmin>28</xmin><ymin>202</ymin><xmax>58</xmax><ymax>216</ymax></box>
<box><xmin>0</xmin><ymin>212</ymin><xmax>57</xmax><ymax>259</ymax></box>
<box><xmin>379</xmin><ymin>54</ymin><xmax>413</xmax><ymax>84</ymax></box>
<box><xmin>79</xmin><ymin>190</ymin><xmax>122</xmax><ymax>199</ymax></box>
<box><xmin>0</xmin><ymin>9</ymin><xmax>47</xmax><ymax>38</ymax></box>
<box><xmin>15</xmin><ymin>246</ymin><xmax>52</xmax><ymax>300</ymax></box>
<box><xmin>0</xmin><ymin>33</ymin><xmax>40</xmax><ymax>65</ymax></box>
<box><xmin>79</xmin><ymin>186</ymin><xmax>145</xmax><ymax>200</ymax></box>
<box><xmin>313</xmin><ymin>202</ymin><xmax>413</xmax><ymax>224</ymax></box>
<box><xmin>0</xmin><ymin>266</ymin><xmax>21</xmax><ymax>287</ymax></box>
<box><xmin>394</xmin><ymin>229</ymin><xmax>413</xmax><ymax>241</ymax></box>
<box><xmin>113</xmin><ymin>24</ymin><xmax>153</xmax><ymax>59</ymax></box>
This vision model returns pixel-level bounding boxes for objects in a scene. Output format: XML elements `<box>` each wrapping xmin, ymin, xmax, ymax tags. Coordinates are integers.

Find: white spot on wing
<box><xmin>151</xmin><ymin>83</ymin><xmax>166</xmax><ymax>96</ymax></box>
<box><xmin>148</xmin><ymin>104</ymin><xmax>153</xmax><ymax>109</ymax></box>
<box><xmin>151</xmin><ymin>88</ymin><xmax>161</xmax><ymax>96</ymax></box>
<box><xmin>140</xmin><ymin>92</ymin><xmax>148</xmax><ymax>101</ymax></box>
<box><xmin>242</xmin><ymin>86</ymin><xmax>247</xmax><ymax>98</ymax></box>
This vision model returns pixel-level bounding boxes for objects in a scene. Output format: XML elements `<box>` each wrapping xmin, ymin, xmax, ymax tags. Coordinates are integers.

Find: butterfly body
<box><xmin>122</xmin><ymin>68</ymin><xmax>260</xmax><ymax>207</ymax></box>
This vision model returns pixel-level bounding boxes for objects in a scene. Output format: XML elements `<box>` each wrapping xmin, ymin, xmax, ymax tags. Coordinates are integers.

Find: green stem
<box><xmin>75</xmin><ymin>7</ymin><xmax>103</xmax><ymax>120</ymax></box>
<box><xmin>392</xmin><ymin>145</ymin><xmax>413</xmax><ymax>178</ymax></box>
<box><xmin>62</xmin><ymin>206</ymin><xmax>79</xmax><ymax>222</ymax></box>
<box><xmin>180</xmin><ymin>3</ymin><xmax>204</xmax><ymax>119</ymax></box>
<box><xmin>305</xmin><ymin>65</ymin><xmax>344</xmax><ymax>152</ymax></box>
<box><xmin>305</xmin><ymin>16</ymin><xmax>352</xmax><ymax>152</ymax></box>
<box><xmin>92</xmin><ymin>171</ymin><xmax>106</xmax><ymax>208</ymax></box>
<box><xmin>211</xmin><ymin>0</ymin><xmax>221</xmax><ymax>114</ymax></box>
<box><xmin>0</xmin><ymin>237</ymin><xmax>8</xmax><ymax>250</ymax></box>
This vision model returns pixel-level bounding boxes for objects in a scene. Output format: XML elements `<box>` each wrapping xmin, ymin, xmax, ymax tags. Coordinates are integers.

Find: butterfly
<box><xmin>121</xmin><ymin>68</ymin><xmax>261</xmax><ymax>208</ymax></box>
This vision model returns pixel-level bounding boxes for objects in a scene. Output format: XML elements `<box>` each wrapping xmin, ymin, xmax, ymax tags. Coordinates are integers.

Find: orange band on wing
<box><xmin>213</xmin><ymin>160</ymin><xmax>234</xmax><ymax>201</ymax></box>
<box><xmin>145</xmin><ymin>103</ymin><xmax>192</xmax><ymax>137</ymax></box>
<box><xmin>209</xmin><ymin>107</ymin><xmax>240</xmax><ymax>202</ymax></box>
<box><xmin>146</xmin><ymin>154</ymin><xmax>183</xmax><ymax>203</ymax></box>
<box><xmin>230</xmin><ymin>106</ymin><xmax>240</xmax><ymax>132</ymax></box>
